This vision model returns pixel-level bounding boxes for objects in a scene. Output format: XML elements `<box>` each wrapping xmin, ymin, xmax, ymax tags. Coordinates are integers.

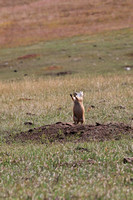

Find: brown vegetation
<box><xmin>0</xmin><ymin>0</ymin><xmax>133</xmax><ymax>48</ymax></box>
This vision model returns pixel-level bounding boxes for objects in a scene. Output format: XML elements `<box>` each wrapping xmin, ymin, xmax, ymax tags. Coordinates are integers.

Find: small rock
<box><xmin>125</xmin><ymin>67</ymin><xmax>131</xmax><ymax>71</ymax></box>
<box><xmin>28</xmin><ymin>129</ymin><xmax>33</xmax><ymax>133</ymax></box>
<box><xmin>91</xmin><ymin>105</ymin><xmax>95</xmax><ymax>108</ymax></box>
<box><xmin>96</xmin><ymin>122</ymin><xmax>101</xmax><ymax>126</ymax></box>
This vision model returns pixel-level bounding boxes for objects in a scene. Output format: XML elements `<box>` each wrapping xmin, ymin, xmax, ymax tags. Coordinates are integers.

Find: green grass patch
<box><xmin>0</xmin><ymin>140</ymin><xmax>133</xmax><ymax>199</ymax></box>
<box><xmin>0</xmin><ymin>28</ymin><xmax>133</xmax><ymax>80</ymax></box>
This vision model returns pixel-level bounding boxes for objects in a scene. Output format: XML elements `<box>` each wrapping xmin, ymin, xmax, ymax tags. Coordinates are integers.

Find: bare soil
<box><xmin>10</xmin><ymin>122</ymin><xmax>133</xmax><ymax>143</ymax></box>
<box><xmin>45</xmin><ymin>71</ymin><xmax>74</xmax><ymax>77</ymax></box>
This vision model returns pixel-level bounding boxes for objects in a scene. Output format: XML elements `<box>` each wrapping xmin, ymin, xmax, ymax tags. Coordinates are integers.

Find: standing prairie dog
<box><xmin>70</xmin><ymin>91</ymin><xmax>85</xmax><ymax>124</ymax></box>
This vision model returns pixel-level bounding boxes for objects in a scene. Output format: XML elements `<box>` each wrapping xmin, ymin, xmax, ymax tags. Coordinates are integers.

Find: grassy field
<box><xmin>0</xmin><ymin>29</ymin><xmax>133</xmax><ymax>135</ymax></box>
<box><xmin>0</xmin><ymin>28</ymin><xmax>133</xmax><ymax>80</ymax></box>
<box><xmin>0</xmin><ymin>29</ymin><xmax>133</xmax><ymax>199</ymax></box>
<box><xmin>0</xmin><ymin>1</ymin><xmax>133</xmax><ymax>197</ymax></box>
<box><xmin>0</xmin><ymin>74</ymin><xmax>133</xmax><ymax>136</ymax></box>
<box><xmin>0</xmin><ymin>140</ymin><xmax>133</xmax><ymax>199</ymax></box>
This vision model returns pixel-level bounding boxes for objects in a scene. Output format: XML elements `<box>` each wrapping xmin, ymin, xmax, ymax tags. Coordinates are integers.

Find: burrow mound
<box><xmin>11</xmin><ymin>122</ymin><xmax>133</xmax><ymax>143</ymax></box>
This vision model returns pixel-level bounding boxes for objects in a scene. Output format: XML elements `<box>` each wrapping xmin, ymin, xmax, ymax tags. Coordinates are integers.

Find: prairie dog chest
<box><xmin>73</xmin><ymin>101</ymin><xmax>84</xmax><ymax>116</ymax></box>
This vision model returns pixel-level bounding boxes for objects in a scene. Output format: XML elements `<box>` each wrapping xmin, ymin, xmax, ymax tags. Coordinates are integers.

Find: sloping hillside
<box><xmin>0</xmin><ymin>0</ymin><xmax>133</xmax><ymax>48</ymax></box>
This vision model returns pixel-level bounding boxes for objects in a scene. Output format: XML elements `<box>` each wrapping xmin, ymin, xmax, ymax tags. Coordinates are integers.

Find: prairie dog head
<box><xmin>70</xmin><ymin>91</ymin><xmax>84</xmax><ymax>103</ymax></box>
<box><xmin>74</xmin><ymin>91</ymin><xmax>83</xmax><ymax>102</ymax></box>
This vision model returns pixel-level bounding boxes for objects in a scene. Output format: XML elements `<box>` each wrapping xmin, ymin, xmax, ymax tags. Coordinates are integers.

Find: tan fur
<box><xmin>70</xmin><ymin>93</ymin><xmax>85</xmax><ymax>124</ymax></box>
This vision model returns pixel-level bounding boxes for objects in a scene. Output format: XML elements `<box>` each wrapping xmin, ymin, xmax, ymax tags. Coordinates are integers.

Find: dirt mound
<box><xmin>11</xmin><ymin>122</ymin><xmax>133</xmax><ymax>143</ymax></box>
<box><xmin>17</xmin><ymin>54</ymin><xmax>40</xmax><ymax>60</ymax></box>
<box><xmin>45</xmin><ymin>71</ymin><xmax>74</xmax><ymax>76</ymax></box>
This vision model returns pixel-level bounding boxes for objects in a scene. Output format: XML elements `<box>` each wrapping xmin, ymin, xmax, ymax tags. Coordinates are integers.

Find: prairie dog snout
<box><xmin>70</xmin><ymin>91</ymin><xmax>85</xmax><ymax>124</ymax></box>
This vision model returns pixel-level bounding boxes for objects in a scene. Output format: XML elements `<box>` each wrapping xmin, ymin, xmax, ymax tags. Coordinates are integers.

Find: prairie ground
<box><xmin>0</xmin><ymin>30</ymin><xmax>133</xmax><ymax>199</ymax></box>
<box><xmin>0</xmin><ymin>1</ymin><xmax>133</xmax><ymax>199</ymax></box>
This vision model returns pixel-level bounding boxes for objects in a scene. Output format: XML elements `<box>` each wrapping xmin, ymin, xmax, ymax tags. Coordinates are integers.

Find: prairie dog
<box><xmin>70</xmin><ymin>91</ymin><xmax>85</xmax><ymax>124</ymax></box>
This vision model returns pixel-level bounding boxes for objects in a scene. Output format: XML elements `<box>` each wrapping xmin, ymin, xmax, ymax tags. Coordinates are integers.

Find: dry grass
<box><xmin>0</xmin><ymin>0</ymin><xmax>133</xmax><ymax>48</ymax></box>
<box><xmin>0</xmin><ymin>74</ymin><xmax>132</xmax><ymax>135</ymax></box>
